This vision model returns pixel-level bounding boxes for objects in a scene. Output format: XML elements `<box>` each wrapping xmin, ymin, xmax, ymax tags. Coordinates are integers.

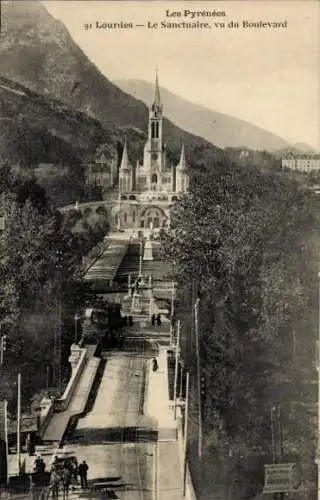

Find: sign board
<box><xmin>263</xmin><ymin>463</ymin><xmax>300</xmax><ymax>494</ymax></box>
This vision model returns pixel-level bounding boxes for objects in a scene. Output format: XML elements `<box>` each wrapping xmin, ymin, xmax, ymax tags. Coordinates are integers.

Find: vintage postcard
<box><xmin>0</xmin><ymin>1</ymin><xmax>319</xmax><ymax>499</ymax></box>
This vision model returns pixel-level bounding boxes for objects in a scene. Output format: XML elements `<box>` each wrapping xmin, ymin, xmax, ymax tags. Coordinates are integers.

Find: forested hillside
<box><xmin>0</xmin><ymin>1</ymin><xmax>224</xmax><ymax>186</ymax></box>
<box><xmin>162</xmin><ymin>165</ymin><xmax>319</xmax><ymax>499</ymax></box>
<box><xmin>0</xmin><ymin>165</ymin><xmax>109</xmax><ymax>411</ymax></box>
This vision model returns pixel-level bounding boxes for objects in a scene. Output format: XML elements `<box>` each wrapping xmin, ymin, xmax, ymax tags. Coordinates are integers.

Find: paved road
<box><xmin>63</xmin><ymin>351</ymin><xmax>157</xmax><ymax>500</ymax></box>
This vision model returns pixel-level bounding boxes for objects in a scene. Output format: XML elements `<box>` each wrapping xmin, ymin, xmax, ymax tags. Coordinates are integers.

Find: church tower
<box><xmin>119</xmin><ymin>140</ymin><xmax>132</xmax><ymax>193</ymax></box>
<box><xmin>176</xmin><ymin>144</ymin><xmax>189</xmax><ymax>193</ymax></box>
<box><xmin>142</xmin><ymin>71</ymin><xmax>166</xmax><ymax>190</ymax></box>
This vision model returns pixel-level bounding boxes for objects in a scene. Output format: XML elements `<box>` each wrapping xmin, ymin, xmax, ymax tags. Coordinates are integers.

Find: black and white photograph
<box><xmin>0</xmin><ymin>1</ymin><xmax>319</xmax><ymax>499</ymax></box>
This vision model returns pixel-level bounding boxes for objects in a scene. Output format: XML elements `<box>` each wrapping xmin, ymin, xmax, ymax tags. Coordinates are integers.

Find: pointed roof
<box><xmin>151</xmin><ymin>69</ymin><xmax>163</xmax><ymax>113</ymax></box>
<box><xmin>154</xmin><ymin>70</ymin><xmax>161</xmax><ymax>107</ymax></box>
<box><xmin>177</xmin><ymin>144</ymin><xmax>188</xmax><ymax>172</ymax></box>
<box><xmin>119</xmin><ymin>140</ymin><xmax>131</xmax><ymax>171</ymax></box>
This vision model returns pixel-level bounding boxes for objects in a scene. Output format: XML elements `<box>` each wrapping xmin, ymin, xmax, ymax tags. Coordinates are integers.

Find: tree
<box><xmin>162</xmin><ymin>163</ymin><xmax>318</xmax><ymax>499</ymax></box>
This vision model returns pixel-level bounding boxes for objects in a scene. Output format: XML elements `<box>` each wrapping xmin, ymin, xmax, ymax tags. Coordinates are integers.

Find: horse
<box><xmin>49</xmin><ymin>470</ymin><xmax>60</xmax><ymax>499</ymax></box>
<box><xmin>61</xmin><ymin>467</ymin><xmax>72</xmax><ymax>499</ymax></box>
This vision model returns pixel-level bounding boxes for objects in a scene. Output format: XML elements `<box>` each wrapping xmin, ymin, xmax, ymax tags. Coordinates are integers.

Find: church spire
<box><xmin>151</xmin><ymin>69</ymin><xmax>163</xmax><ymax>114</ymax></box>
<box><xmin>177</xmin><ymin>144</ymin><xmax>187</xmax><ymax>171</ymax></box>
<box><xmin>120</xmin><ymin>140</ymin><xmax>130</xmax><ymax>171</ymax></box>
<box><xmin>154</xmin><ymin>69</ymin><xmax>161</xmax><ymax>107</ymax></box>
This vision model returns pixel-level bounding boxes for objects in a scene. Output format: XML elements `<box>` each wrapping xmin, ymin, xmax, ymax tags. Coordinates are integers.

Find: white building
<box><xmin>282</xmin><ymin>156</ymin><xmax>320</xmax><ymax>172</ymax></box>
<box><xmin>112</xmin><ymin>73</ymin><xmax>189</xmax><ymax>231</ymax></box>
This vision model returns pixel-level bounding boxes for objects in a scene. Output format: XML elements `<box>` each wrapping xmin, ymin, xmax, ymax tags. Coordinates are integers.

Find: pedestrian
<box><xmin>151</xmin><ymin>314</ymin><xmax>155</xmax><ymax>326</ymax></box>
<box><xmin>72</xmin><ymin>457</ymin><xmax>78</xmax><ymax>485</ymax></box>
<box><xmin>51</xmin><ymin>455</ymin><xmax>59</xmax><ymax>473</ymax></box>
<box><xmin>33</xmin><ymin>453</ymin><xmax>42</xmax><ymax>473</ymax></box>
<box><xmin>62</xmin><ymin>464</ymin><xmax>72</xmax><ymax>498</ymax></box>
<box><xmin>78</xmin><ymin>460</ymin><xmax>89</xmax><ymax>489</ymax></box>
<box><xmin>36</xmin><ymin>457</ymin><xmax>46</xmax><ymax>474</ymax></box>
<box><xmin>152</xmin><ymin>358</ymin><xmax>158</xmax><ymax>372</ymax></box>
<box><xmin>156</xmin><ymin>313</ymin><xmax>161</xmax><ymax>326</ymax></box>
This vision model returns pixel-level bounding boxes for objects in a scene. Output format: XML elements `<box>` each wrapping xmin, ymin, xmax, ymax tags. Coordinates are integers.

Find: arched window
<box><xmin>151</xmin><ymin>122</ymin><xmax>156</xmax><ymax>139</ymax></box>
<box><xmin>151</xmin><ymin>173</ymin><xmax>157</xmax><ymax>184</ymax></box>
<box><xmin>124</xmin><ymin>213</ymin><xmax>127</xmax><ymax>223</ymax></box>
<box><xmin>156</xmin><ymin>122</ymin><xmax>159</xmax><ymax>138</ymax></box>
<box><xmin>132</xmin><ymin>211</ymin><xmax>136</xmax><ymax>223</ymax></box>
<box><xmin>115</xmin><ymin>215</ymin><xmax>118</xmax><ymax>225</ymax></box>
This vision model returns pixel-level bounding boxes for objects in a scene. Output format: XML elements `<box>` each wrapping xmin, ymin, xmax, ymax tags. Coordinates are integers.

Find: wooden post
<box><xmin>139</xmin><ymin>254</ymin><xmax>142</xmax><ymax>276</ymax></box>
<box><xmin>179</xmin><ymin>363</ymin><xmax>183</xmax><ymax>399</ymax></box>
<box><xmin>271</xmin><ymin>405</ymin><xmax>284</xmax><ymax>500</ymax></box>
<box><xmin>171</xmin><ymin>281</ymin><xmax>175</xmax><ymax>319</ymax></box>
<box><xmin>4</xmin><ymin>399</ymin><xmax>8</xmax><ymax>484</ymax></box>
<box><xmin>173</xmin><ymin>320</ymin><xmax>181</xmax><ymax>419</ymax></box>
<box><xmin>46</xmin><ymin>365</ymin><xmax>50</xmax><ymax>391</ymax></box>
<box><xmin>156</xmin><ymin>442</ymin><xmax>160</xmax><ymax>500</ymax></box>
<box><xmin>17</xmin><ymin>372</ymin><xmax>21</xmax><ymax>474</ymax></box>
<box><xmin>183</xmin><ymin>372</ymin><xmax>190</xmax><ymax>497</ymax></box>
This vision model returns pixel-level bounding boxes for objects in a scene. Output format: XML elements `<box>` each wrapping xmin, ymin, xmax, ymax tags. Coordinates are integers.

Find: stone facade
<box><xmin>85</xmin><ymin>151</ymin><xmax>118</xmax><ymax>193</ymax></box>
<box><xmin>282</xmin><ymin>156</ymin><xmax>320</xmax><ymax>172</ymax></box>
<box><xmin>111</xmin><ymin>73</ymin><xmax>189</xmax><ymax>231</ymax></box>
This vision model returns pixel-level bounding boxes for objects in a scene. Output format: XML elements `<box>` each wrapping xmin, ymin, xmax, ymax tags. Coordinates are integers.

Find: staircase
<box><xmin>84</xmin><ymin>239</ymin><xmax>128</xmax><ymax>283</ymax></box>
<box><xmin>114</xmin><ymin>243</ymin><xmax>140</xmax><ymax>281</ymax></box>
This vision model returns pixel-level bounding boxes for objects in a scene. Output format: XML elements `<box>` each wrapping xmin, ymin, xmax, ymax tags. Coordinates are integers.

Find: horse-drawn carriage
<box><xmin>49</xmin><ymin>454</ymin><xmax>78</xmax><ymax>499</ymax></box>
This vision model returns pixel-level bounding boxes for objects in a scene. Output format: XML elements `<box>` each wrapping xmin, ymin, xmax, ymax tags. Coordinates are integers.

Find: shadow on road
<box><xmin>67</xmin><ymin>425</ymin><xmax>158</xmax><ymax>444</ymax></box>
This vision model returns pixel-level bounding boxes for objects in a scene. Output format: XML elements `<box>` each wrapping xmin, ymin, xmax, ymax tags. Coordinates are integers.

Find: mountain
<box><xmin>114</xmin><ymin>79</ymin><xmax>291</xmax><ymax>152</ymax></box>
<box><xmin>0</xmin><ymin>0</ymin><xmax>223</xmax><ymax>166</ymax></box>
<box><xmin>273</xmin><ymin>144</ymin><xmax>319</xmax><ymax>160</ymax></box>
<box><xmin>292</xmin><ymin>143</ymin><xmax>316</xmax><ymax>153</ymax></box>
<box><xmin>0</xmin><ymin>75</ymin><xmax>117</xmax><ymax>166</ymax></box>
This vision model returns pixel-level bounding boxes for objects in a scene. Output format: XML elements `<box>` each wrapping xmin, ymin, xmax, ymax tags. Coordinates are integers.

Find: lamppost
<box><xmin>74</xmin><ymin>314</ymin><xmax>80</xmax><ymax>344</ymax></box>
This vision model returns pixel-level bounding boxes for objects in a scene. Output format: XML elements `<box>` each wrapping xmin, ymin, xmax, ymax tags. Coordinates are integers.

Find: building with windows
<box><xmin>85</xmin><ymin>151</ymin><xmax>118</xmax><ymax>193</ymax></box>
<box><xmin>282</xmin><ymin>156</ymin><xmax>320</xmax><ymax>172</ymax></box>
<box><xmin>111</xmin><ymin>73</ymin><xmax>189</xmax><ymax>231</ymax></box>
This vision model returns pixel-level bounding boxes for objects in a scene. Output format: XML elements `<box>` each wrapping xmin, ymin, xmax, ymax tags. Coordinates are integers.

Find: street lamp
<box><xmin>74</xmin><ymin>314</ymin><xmax>80</xmax><ymax>344</ymax></box>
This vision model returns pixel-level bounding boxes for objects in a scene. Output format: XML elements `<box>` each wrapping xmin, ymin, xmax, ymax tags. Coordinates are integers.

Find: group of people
<box><xmin>49</xmin><ymin>456</ymin><xmax>89</xmax><ymax>498</ymax></box>
<box><xmin>122</xmin><ymin>315</ymin><xmax>134</xmax><ymax>326</ymax></box>
<box><xmin>151</xmin><ymin>313</ymin><xmax>162</xmax><ymax>326</ymax></box>
<box><xmin>33</xmin><ymin>454</ymin><xmax>46</xmax><ymax>474</ymax></box>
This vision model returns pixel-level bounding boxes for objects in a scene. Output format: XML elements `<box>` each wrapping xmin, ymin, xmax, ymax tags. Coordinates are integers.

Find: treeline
<box><xmin>0</xmin><ymin>165</ymin><xmax>109</xmax><ymax>411</ymax></box>
<box><xmin>162</xmin><ymin>163</ymin><xmax>319</xmax><ymax>499</ymax></box>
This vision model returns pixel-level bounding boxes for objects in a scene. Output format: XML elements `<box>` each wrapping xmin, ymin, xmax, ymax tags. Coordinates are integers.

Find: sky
<box><xmin>43</xmin><ymin>0</ymin><xmax>320</xmax><ymax>150</ymax></box>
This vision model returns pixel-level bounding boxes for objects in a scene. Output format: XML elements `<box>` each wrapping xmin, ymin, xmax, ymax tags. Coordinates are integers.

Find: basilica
<box><xmin>111</xmin><ymin>73</ymin><xmax>189</xmax><ymax>231</ymax></box>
